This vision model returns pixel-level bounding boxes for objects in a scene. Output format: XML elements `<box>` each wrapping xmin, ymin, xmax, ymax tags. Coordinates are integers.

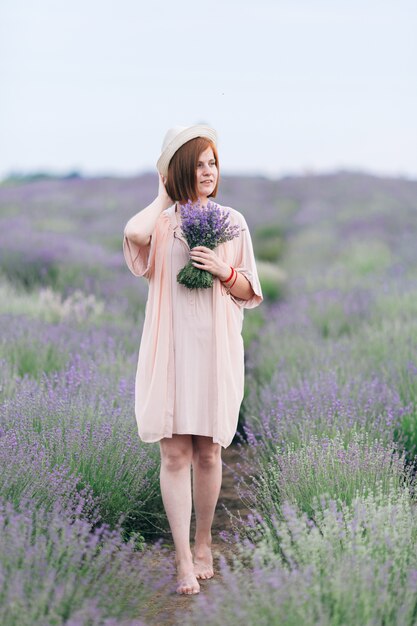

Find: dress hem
<box><xmin>138</xmin><ymin>432</ymin><xmax>232</xmax><ymax>449</ymax></box>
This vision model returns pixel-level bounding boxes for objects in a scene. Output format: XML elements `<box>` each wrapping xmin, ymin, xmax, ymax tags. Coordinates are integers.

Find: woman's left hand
<box><xmin>190</xmin><ymin>246</ymin><xmax>230</xmax><ymax>281</ymax></box>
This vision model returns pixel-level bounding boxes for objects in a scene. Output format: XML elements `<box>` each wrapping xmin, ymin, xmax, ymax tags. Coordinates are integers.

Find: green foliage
<box><xmin>53</xmin><ymin>264</ymin><xmax>108</xmax><ymax>294</ymax></box>
<box><xmin>0</xmin><ymin>253</ymin><xmax>109</xmax><ymax>296</ymax></box>
<box><xmin>70</xmin><ymin>439</ymin><xmax>168</xmax><ymax>541</ymax></box>
<box><xmin>310</xmin><ymin>301</ymin><xmax>355</xmax><ymax>338</ymax></box>
<box><xmin>177</xmin><ymin>261</ymin><xmax>213</xmax><ymax>289</ymax></box>
<box><xmin>339</xmin><ymin>239</ymin><xmax>393</xmax><ymax>276</ymax></box>
<box><xmin>397</xmin><ymin>409</ymin><xmax>417</xmax><ymax>463</ymax></box>
<box><xmin>250</xmin><ymin>430</ymin><xmax>411</xmax><ymax>525</ymax></box>
<box><xmin>101</xmin><ymin>233</ymin><xmax>127</xmax><ymax>252</ymax></box>
<box><xmin>253</xmin><ymin>222</ymin><xmax>285</xmax><ymax>262</ymax></box>
<box><xmin>34</xmin><ymin>217</ymin><xmax>75</xmax><ymax>233</ymax></box>
<box><xmin>242</xmin><ymin>308</ymin><xmax>265</xmax><ymax>347</ymax></box>
<box><xmin>260</xmin><ymin>273</ymin><xmax>286</xmax><ymax>302</ymax></box>
<box><xmin>0</xmin><ymin>254</ymin><xmax>60</xmax><ymax>291</ymax></box>
<box><xmin>3</xmin><ymin>339</ymin><xmax>68</xmax><ymax>379</ymax></box>
<box><xmin>257</xmin><ymin>260</ymin><xmax>287</xmax><ymax>303</ymax></box>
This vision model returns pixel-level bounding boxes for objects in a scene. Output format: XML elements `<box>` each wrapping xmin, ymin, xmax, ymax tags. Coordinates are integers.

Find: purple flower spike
<box><xmin>177</xmin><ymin>198</ymin><xmax>240</xmax><ymax>290</ymax></box>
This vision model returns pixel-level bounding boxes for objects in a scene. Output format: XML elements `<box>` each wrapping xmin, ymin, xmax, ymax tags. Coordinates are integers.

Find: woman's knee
<box><xmin>192</xmin><ymin>436</ymin><xmax>222</xmax><ymax>468</ymax></box>
<box><xmin>159</xmin><ymin>434</ymin><xmax>193</xmax><ymax>471</ymax></box>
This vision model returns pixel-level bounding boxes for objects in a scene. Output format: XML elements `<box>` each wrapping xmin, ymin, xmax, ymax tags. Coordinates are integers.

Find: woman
<box><xmin>123</xmin><ymin>124</ymin><xmax>263</xmax><ymax>595</ymax></box>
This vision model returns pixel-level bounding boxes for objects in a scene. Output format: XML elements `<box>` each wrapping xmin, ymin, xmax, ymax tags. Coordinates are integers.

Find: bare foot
<box><xmin>193</xmin><ymin>544</ymin><xmax>214</xmax><ymax>580</ymax></box>
<box><xmin>176</xmin><ymin>561</ymin><xmax>200</xmax><ymax>595</ymax></box>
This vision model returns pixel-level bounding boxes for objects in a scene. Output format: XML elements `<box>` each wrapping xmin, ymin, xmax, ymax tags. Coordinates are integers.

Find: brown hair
<box><xmin>165</xmin><ymin>137</ymin><xmax>220</xmax><ymax>203</ymax></box>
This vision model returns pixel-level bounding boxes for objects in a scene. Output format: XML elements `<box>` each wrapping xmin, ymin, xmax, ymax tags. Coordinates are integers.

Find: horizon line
<box><xmin>1</xmin><ymin>165</ymin><xmax>417</xmax><ymax>184</ymax></box>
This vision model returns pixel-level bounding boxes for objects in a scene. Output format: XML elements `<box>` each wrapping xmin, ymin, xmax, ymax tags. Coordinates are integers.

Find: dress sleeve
<box><xmin>123</xmin><ymin>211</ymin><xmax>160</xmax><ymax>282</ymax></box>
<box><xmin>227</xmin><ymin>213</ymin><xmax>264</xmax><ymax>309</ymax></box>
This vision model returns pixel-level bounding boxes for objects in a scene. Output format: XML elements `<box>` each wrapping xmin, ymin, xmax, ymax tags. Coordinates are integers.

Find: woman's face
<box><xmin>195</xmin><ymin>146</ymin><xmax>218</xmax><ymax>201</ymax></box>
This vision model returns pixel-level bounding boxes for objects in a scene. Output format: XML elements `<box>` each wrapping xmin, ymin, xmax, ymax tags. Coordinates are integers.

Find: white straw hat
<box><xmin>156</xmin><ymin>124</ymin><xmax>218</xmax><ymax>176</ymax></box>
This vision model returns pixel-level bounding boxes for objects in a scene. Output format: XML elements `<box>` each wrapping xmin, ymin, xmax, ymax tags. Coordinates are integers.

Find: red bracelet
<box><xmin>229</xmin><ymin>271</ymin><xmax>238</xmax><ymax>290</ymax></box>
<box><xmin>221</xmin><ymin>266</ymin><xmax>235</xmax><ymax>284</ymax></box>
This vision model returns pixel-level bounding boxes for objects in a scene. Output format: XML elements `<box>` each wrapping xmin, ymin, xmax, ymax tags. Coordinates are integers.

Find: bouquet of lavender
<box><xmin>177</xmin><ymin>198</ymin><xmax>240</xmax><ymax>289</ymax></box>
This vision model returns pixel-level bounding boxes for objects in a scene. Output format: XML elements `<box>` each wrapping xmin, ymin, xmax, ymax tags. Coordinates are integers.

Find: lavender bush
<box><xmin>0</xmin><ymin>495</ymin><xmax>174</xmax><ymax>625</ymax></box>
<box><xmin>0</xmin><ymin>313</ymin><xmax>132</xmax><ymax>385</ymax></box>
<box><xmin>243</xmin><ymin>369</ymin><xmax>408</xmax><ymax>450</ymax></box>
<box><xmin>177</xmin><ymin>198</ymin><xmax>240</xmax><ymax>289</ymax></box>
<box><xmin>184</xmin><ymin>487</ymin><xmax>417</xmax><ymax>626</ymax></box>
<box><xmin>242</xmin><ymin>273</ymin><xmax>417</xmax><ymax>456</ymax></box>
<box><xmin>0</xmin><ymin>349</ymin><xmax>168</xmax><ymax>541</ymax></box>
<box><xmin>228</xmin><ymin>429</ymin><xmax>413</xmax><ymax>535</ymax></box>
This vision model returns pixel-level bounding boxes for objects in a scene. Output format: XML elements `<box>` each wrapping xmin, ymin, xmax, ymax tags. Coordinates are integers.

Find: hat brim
<box><xmin>156</xmin><ymin>125</ymin><xmax>217</xmax><ymax>176</ymax></box>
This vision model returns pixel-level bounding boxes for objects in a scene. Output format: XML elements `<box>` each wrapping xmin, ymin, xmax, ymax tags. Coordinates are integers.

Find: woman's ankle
<box><xmin>194</xmin><ymin>533</ymin><xmax>213</xmax><ymax>548</ymax></box>
<box><xmin>175</xmin><ymin>550</ymin><xmax>194</xmax><ymax>567</ymax></box>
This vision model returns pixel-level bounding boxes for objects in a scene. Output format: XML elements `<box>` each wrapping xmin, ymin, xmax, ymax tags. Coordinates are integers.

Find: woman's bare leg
<box><xmin>159</xmin><ymin>434</ymin><xmax>200</xmax><ymax>594</ymax></box>
<box><xmin>191</xmin><ymin>435</ymin><xmax>222</xmax><ymax>579</ymax></box>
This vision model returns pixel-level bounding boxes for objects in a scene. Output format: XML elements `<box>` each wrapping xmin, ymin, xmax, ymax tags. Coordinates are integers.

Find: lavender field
<box><xmin>1</xmin><ymin>171</ymin><xmax>417</xmax><ymax>625</ymax></box>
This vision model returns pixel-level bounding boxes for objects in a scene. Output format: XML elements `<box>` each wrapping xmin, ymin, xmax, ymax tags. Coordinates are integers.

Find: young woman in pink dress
<box><xmin>123</xmin><ymin>124</ymin><xmax>263</xmax><ymax>595</ymax></box>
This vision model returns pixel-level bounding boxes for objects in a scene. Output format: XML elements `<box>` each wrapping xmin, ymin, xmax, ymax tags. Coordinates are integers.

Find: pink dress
<box><xmin>123</xmin><ymin>202</ymin><xmax>263</xmax><ymax>448</ymax></box>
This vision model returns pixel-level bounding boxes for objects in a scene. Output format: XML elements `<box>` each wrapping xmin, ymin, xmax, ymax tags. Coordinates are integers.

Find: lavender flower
<box><xmin>177</xmin><ymin>198</ymin><xmax>241</xmax><ymax>289</ymax></box>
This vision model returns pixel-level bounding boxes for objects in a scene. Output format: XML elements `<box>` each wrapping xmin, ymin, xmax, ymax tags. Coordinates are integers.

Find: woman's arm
<box><xmin>124</xmin><ymin>173</ymin><xmax>173</xmax><ymax>246</ymax></box>
<box><xmin>219</xmin><ymin>268</ymin><xmax>255</xmax><ymax>301</ymax></box>
<box><xmin>189</xmin><ymin>249</ymin><xmax>256</xmax><ymax>302</ymax></box>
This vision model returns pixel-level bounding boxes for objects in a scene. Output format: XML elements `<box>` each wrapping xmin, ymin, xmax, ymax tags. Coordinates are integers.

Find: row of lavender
<box><xmin>0</xmin><ymin>176</ymin><xmax>175</xmax><ymax>624</ymax></box>
<box><xmin>0</xmin><ymin>314</ymin><xmax>182</xmax><ymax>623</ymax></box>
<box><xmin>182</xmin><ymin>174</ymin><xmax>417</xmax><ymax>624</ymax></box>
<box><xmin>1</xmin><ymin>172</ymin><xmax>417</xmax><ymax>623</ymax></box>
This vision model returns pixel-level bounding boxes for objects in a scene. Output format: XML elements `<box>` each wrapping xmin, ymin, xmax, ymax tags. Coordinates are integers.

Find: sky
<box><xmin>1</xmin><ymin>0</ymin><xmax>416</xmax><ymax>180</ymax></box>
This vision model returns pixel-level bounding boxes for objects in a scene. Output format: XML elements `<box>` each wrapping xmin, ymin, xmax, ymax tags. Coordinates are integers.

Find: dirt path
<box><xmin>140</xmin><ymin>444</ymin><xmax>252</xmax><ymax>625</ymax></box>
